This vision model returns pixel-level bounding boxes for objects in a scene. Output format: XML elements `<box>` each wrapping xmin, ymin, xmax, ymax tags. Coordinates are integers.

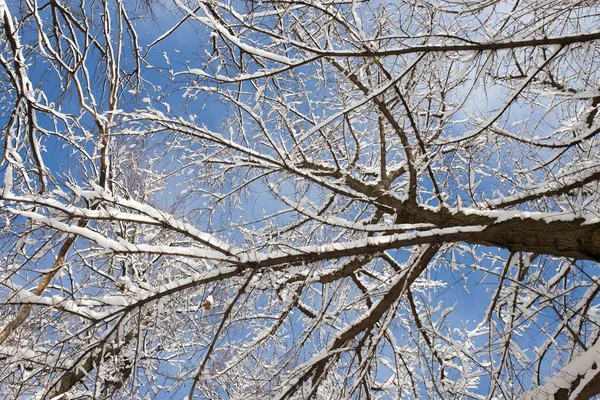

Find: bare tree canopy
<box><xmin>2</xmin><ymin>0</ymin><xmax>600</xmax><ymax>398</ymax></box>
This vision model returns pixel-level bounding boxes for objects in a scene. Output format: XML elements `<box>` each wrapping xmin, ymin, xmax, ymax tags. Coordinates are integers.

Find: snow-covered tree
<box><xmin>1</xmin><ymin>0</ymin><xmax>600</xmax><ymax>398</ymax></box>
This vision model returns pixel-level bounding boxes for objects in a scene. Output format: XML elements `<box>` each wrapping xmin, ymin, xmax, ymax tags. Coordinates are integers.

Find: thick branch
<box><xmin>309</xmin><ymin>31</ymin><xmax>600</xmax><ymax>58</ymax></box>
<box><xmin>250</xmin><ymin>217</ymin><xmax>600</xmax><ymax>270</ymax></box>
